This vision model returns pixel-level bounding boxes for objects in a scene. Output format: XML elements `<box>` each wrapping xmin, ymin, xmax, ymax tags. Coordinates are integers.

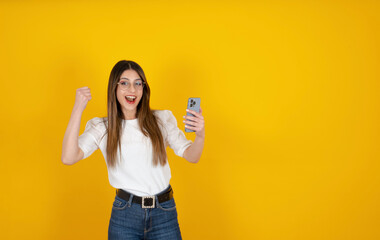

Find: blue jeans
<box><xmin>108</xmin><ymin>185</ymin><xmax>182</xmax><ymax>240</ymax></box>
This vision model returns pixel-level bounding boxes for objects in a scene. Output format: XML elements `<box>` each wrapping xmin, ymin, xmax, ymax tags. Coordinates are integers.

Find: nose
<box><xmin>128</xmin><ymin>84</ymin><xmax>136</xmax><ymax>93</ymax></box>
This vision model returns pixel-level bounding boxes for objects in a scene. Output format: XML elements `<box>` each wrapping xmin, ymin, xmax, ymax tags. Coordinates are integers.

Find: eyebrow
<box><xmin>120</xmin><ymin>77</ymin><xmax>142</xmax><ymax>81</ymax></box>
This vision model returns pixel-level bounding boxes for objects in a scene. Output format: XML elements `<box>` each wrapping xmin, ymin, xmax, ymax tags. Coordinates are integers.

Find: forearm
<box><xmin>61</xmin><ymin>106</ymin><xmax>84</xmax><ymax>164</ymax></box>
<box><xmin>183</xmin><ymin>136</ymin><xmax>204</xmax><ymax>163</ymax></box>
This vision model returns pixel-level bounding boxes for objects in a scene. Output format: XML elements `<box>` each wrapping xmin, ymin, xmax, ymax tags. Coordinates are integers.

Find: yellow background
<box><xmin>1</xmin><ymin>0</ymin><xmax>379</xmax><ymax>239</ymax></box>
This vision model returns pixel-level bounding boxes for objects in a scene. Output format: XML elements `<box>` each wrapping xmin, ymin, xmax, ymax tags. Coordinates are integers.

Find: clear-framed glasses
<box><xmin>117</xmin><ymin>80</ymin><xmax>145</xmax><ymax>91</ymax></box>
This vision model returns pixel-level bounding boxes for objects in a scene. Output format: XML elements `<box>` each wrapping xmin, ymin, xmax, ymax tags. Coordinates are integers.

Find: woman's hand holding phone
<box><xmin>183</xmin><ymin>107</ymin><xmax>205</xmax><ymax>139</ymax></box>
<box><xmin>74</xmin><ymin>87</ymin><xmax>92</xmax><ymax>112</ymax></box>
<box><xmin>182</xmin><ymin>105</ymin><xmax>205</xmax><ymax>163</ymax></box>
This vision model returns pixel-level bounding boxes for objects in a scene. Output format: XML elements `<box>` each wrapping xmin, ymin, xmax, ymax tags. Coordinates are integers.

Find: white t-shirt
<box><xmin>78</xmin><ymin>110</ymin><xmax>192</xmax><ymax>196</ymax></box>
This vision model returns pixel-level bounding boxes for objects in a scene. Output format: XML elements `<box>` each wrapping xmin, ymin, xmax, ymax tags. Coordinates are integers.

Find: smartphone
<box><xmin>185</xmin><ymin>97</ymin><xmax>201</xmax><ymax>132</ymax></box>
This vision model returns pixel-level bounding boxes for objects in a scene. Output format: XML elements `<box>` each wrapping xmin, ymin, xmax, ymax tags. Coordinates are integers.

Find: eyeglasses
<box><xmin>117</xmin><ymin>80</ymin><xmax>145</xmax><ymax>91</ymax></box>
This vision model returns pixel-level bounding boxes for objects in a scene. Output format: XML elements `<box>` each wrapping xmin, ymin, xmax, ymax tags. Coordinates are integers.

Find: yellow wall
<box><xmin>1</xmin><ymin>0</ymin><xmax>379</xmax><ymax>239</ymax></box>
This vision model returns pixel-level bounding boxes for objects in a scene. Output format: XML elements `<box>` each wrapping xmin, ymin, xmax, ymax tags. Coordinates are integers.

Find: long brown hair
<box><xmin>105</xmin><ymin>60</ymin><xmax>166</xmax><ymax>168</ymax></box>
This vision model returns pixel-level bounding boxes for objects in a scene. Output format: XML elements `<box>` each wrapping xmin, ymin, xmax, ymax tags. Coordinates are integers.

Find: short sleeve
<box><xmin>163</xmin><ymin>110</ymin><xmax>192</xmax><ymax>158</ymax></box>
<box><xmin>78</xmin><ymin>118</ymin><xmax>105</xmax><ymax>159</ymax></box>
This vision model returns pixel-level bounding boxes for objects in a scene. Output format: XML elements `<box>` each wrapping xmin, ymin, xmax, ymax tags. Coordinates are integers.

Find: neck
<box><xmin>122</xmin><ymin>109</ymin><xmax>137</xmax><ymax>120</ymax></box>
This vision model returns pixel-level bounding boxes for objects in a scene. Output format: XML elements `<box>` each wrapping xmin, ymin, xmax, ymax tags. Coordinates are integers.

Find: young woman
<box><xmin>61</xmin><ymin>60</ymin><xmax>205</xmax><ymax>240</ymax></box>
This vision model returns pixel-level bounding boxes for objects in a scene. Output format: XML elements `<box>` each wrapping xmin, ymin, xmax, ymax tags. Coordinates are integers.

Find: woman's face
<box><xmin>116</xmin><ymin>69</ymin><xmax>144</xmax><ymax>119</ymax></box>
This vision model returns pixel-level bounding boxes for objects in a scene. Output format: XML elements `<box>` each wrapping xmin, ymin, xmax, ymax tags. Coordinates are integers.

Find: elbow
<box><xmin>61</xmin><ymin>156</ymin><xmax>73</xmax><ymax>165</ymax></box>
<box><xmin>190</xmin><ymin>157</ymin><xmax>200</xmax><ymax>164</ymax></box>
<box><xmin>185</xmin><ymin>156</ymin><xmax>200</xmax><ymax>164</ymax></box>
<box><xmin>61</xmin><ymin>154</ymin><xmax>79</xmax><ymax>165</ymax></box>
<box><xmin>191</xmin><ymin>159</ymin><xmax>200</xmax><ymax>164</ymax></box>
<box><xmin>182</xmin><ymin>147</ymin><xmax>200</xmax><ymax>164</ymax></box>
<box><xmin>61</xmin><ymin>148</ymin><xmax>83</xmax><ymax>165</ymax></box>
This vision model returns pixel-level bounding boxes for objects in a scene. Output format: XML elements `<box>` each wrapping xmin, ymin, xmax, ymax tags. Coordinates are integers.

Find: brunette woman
<box><xmin>61</xmin><ymin>60</ymin><xmax>205</xmax><ymax>240</ymax></box>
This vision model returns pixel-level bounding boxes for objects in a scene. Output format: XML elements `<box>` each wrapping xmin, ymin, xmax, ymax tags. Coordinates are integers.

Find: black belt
<box><xmin>116</xmin><ymin>186</ymin><xmax>173</xmax><ymax>208</ymax></box>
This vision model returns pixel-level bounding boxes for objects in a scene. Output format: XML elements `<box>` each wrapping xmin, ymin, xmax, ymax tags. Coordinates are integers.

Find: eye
<box><xmin>120</xmin><ymin>81</ymin><xmax>129</xmax><ymax>86</ymax></box>
<box><xmin>135</xmin><ymin>81</ymin><xmax>143</xmax><ymax>86</ymax></box>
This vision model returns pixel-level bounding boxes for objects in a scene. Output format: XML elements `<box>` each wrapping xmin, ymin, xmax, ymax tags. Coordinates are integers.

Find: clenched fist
<box><xmin>74</xmin><ymin>87</ymin><xmax>92</xmax><ymax>112</ymax></box>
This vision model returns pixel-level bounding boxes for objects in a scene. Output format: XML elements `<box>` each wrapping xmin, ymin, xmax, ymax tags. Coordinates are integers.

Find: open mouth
<box><xmin>125</xmin><ymin>96</ymin><xmax>137</xmax><ymax>104</ymax></box>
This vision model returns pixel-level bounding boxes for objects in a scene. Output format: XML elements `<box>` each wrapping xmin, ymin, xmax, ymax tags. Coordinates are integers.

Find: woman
<box><xmin>61</xmin><ymin>60</ymin><xmax>205</xmax><ymax>240</ymax></box>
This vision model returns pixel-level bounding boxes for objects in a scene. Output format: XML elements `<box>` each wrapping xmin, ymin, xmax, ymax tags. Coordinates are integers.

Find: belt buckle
<box><xmin>142</xmin><ymin>196</ymin><xmax>155</xmax><ymax>208</ymax></box>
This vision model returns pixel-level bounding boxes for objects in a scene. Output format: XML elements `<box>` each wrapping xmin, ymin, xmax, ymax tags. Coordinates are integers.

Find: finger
<box><xmin>183</xmin><ymin>116</ymin><xmax>204</xmax><ymax>125</ymax></box>
<box><xmin>185</xmin><ymin>125</ymin><xmax>197</xmax><ymax>131</ymax></box>
<box><xmin>186</xmin><ymin>109</ymin><xmax>200</xmax><ymax>116</ymax></box>
<box><xmin>186</xmin><ymin>125</ymin><xmax>203</xmax><ymax>132</ymax></box>
<box><xmin>78</xmin><ymin>86</ymin><xmax>90</xmax><ymax>90</ymax></box>
<box><xmin>199</xmin><ymin>107</ymin><xmax>202</xmax><ymax>114</ymax></box>
<box><xmin>80</xmin><ymin>89</ymin><xmax>91</xmax><ymax>94</ymax></box>
<box><xmin>183</xmin><ymin>119</ymin><xmax>203</xmax><ymax>126</ymax></box>
<box><xmin>77</xmin><ymin>91</ymin><xmax>90</xmax><ymax>96</ymax></box>
<box><xmin>185</xmin><ymin>110</ymin><xmax>204</xmax><ymax>120</ymax></box>
<box><xmin>185</xmin><ymin>122</ymin><xmax>204</xmax><ymax>131</ymax></box>
<box><xmin>183</xmin><ymin>115</ymin><xmax>197</xmax><ymax>121</ymax></box>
